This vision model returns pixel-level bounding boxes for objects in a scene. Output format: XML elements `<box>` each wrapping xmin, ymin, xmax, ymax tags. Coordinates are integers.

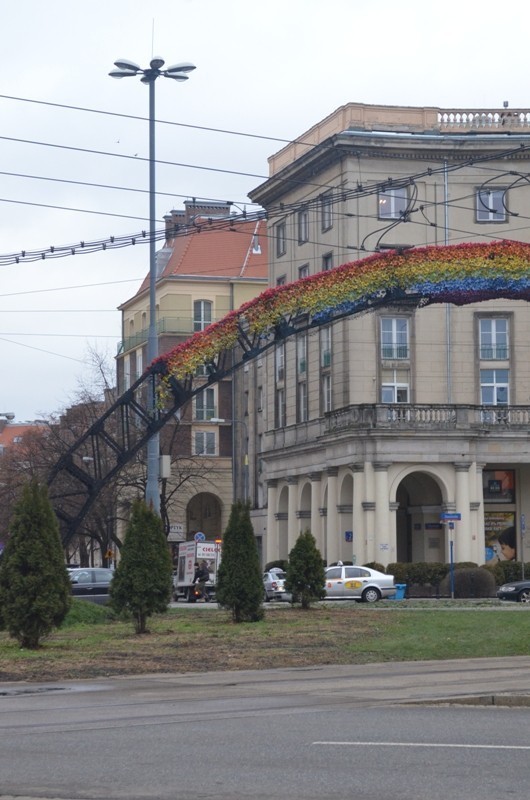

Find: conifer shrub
<box><xmin>285</xmin><ymin>530</ymin><xmax>325</xmax><ymax>610</ymax></box>
<box><xmin>0</xmin><ymin>480</ymin><xmax>71</xmax><ymax>648</ymax></box>
<box><xmin>216</xmin><ymin>502</ymin><xmax>264</xmax><ymax>623</ymax></box>
<box><xmin>109</xmin><ymin>499</ymin><xmax>173</xmax><ymax>634</ymax></box>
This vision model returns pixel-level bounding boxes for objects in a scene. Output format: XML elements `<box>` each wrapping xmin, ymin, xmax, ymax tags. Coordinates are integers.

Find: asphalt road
<box><xmin>0</xmin><ymin>656</ymin><xmax>529</xmax><ymax>800</ymax></box>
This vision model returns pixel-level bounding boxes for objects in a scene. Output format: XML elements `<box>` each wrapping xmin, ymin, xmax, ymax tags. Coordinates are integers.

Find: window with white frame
<box><xmin>194</xmin><ymin>430</ymin><xmax>216</xmax><ymax>456</ymax></box>
<box><xmin>195</xmin><ymin>388</ymin><xmax>216</xmax><ymax>420</ymax></box>
<box><xmin>321</xmin><ymin>373</ymin><xmax>332</xmax><ymax>413</ymax></box>
<box><xmin>381</xmin><ymin>317</ymin><xmax>409</xmax><ymax>359</ymax></box>
<box><xmin>297</xmin><ymin>334</ymin><xmax>307</xmax><ymax>375</ymax></box>
<box><xmin>381</xmin><ymin>369</ymin><xmax>409</xmax><ymax>403</ymax></box>
<box><xmin>276</xmin><ymin>220</ymin><xmax>287</xmax><ymax>257</ymax></box>
<box><xmin>298</xmin><ymin>207</ymin><xmax>309</xmax><ymax>244</ymax></box>
<box><xmin>479</xmin><ymin>318</ymin><xmax>509</xmax><ymax>359</ymax></box>
<box><xmin>135</xmin><ymin>347</ymin><xmax>143</xmax><ymax>379</ymax></box>
<box><xmin>123</xmin><ymin>354</ymin><xmax>131</xmax><ymax>390</ymax></box>
<box><xmin>322</xmin><ymin>252</ymin><xmax>333</xmax><ymax>271</ymax></box>
<box><xmin>298</xmin><ymin>263</ymin><xmax>310</xmax><ymax>280</ymax></box>
<box><xmin>321</xmin><ymin>191</ymin><xmax>333</xmax><ymax>231</ymax></box>
<box><xmin>378</xmin><ymin>187</ymin><xmax>408</xmax><ymax>219</ymax></box>
<box><xmin>320</xmin><ymin>326</ymin><xmax>332</xmax><ymax>368</ymax></box>
<box><xmin>275</xmin><ymin>343</ymin><xmax>285</xmax><ymax>382</ymax></box>
<box><xmin>193</xmin><ymin>299</ymin><xmax>212</xmax><ymax>332</ymax></box>
<box><xmin>476</xmin><ymin>189</ymin><xmax>507</xmax><ymax>222</ymax></box>
<box><xmin>481</xmin><ymin>369</ymin><xmax>509</xmax><ymax>405</ymax></box>
<box><xmin>297</xmin><ymin>381</ymin><xmax>308</xmax><ymax>422</ymax></box>
<box><xmin>276</xmin><ymin>387</ymin><xmax>286</xmax><ymax>428</ymax></box>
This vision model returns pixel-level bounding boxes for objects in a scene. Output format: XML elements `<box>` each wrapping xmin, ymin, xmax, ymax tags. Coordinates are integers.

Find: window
<box><xmin>298</xmin><ymin>207</ymin><xmax>309</xmax><ymax>244</ymax></box>
<box><xmin>193</xmin><ymin>300</ymin><xmax>212</xmax><ymax>332</ymax></box>
<box><xmin>276</xmin><ymin>275</ymin><xmax>287</xmax><ymax>286</ymax></box>
<box><xmin>135</xmin><ymin>347</ymin><xmax>143</xmax><ymax>379</ymax></box>
<box><xmin>381</xmin><ymin>317</ymin><xmax>409</xmax><ymax>359</ymax></box>
<box><xmin>297</xmin><ymin>381</ymin><xmax>308</xmax><ymax>423</ymax></box>
<box><xmin>476</xmin><ymin>189</ymin><xmax>506</xmax><ymax>222</ymax></box>
<box><xmin>321</xmin><ymin>191</ymin><xmax>333</xmax><ymax>231</ymax></box>
<box><xmin>297</xmin><ymin>334</ymin><xmax>307</xmax><ymax>375</ymax></box>
<box><xmin>378</xmin><ymin>187</ymin><xmax>408</xmax><ymax>219</ymax></box>
<box><xmin>195</xmin><ymin>388</ymin><xmax>215</xmax><ymax>420</ymax></box>
<box><xmin>276</xmin><ymin>220</ymin><xmax>286</xmax><ymax>257</ymax></box>
<box><xmin>480</xmin><ymin>318</ymin><xmax>509</xmax><ymax>359</ymax></box>
<box><xmin>322</xmin><ymin>373</ymin><xmax>332</xmax><ymax>413</ymax></box>
<box><xmin>298</xmin><ymin>263</ymin><xmax>310</xmax><ymax>280</ymax></box>
<box><xmin>275</xmin><ymin>344</ymin><xmax>285</xmax><ymax>382</ymax></box>
<box><xmin>381</xmin><ymin>369</ymin><xmax>409</xmax><ymax>403</ymax></box>
<box><xmin>123</xmin><ymin>354</ymin><xmax>131</xmax><ymax>390</ymax></box>
<box><xmin>257</xmin><ymin>386</ymin><xmax>263</xmax><ymax>411</ymax></box>
<box><xmin>481</xmin><ymin>369</ymin><xmax>509</xmax><ymax>405</ymax></box>
<box><xmin>320</xmin><ymin>326</ymin><xmax>332</xmax><ymax>368</ymax></box>
<box><xmin>322</xmin><ymin>252</ymin><xmax>333</xmax><ymax>271</ymax></box>
<box><xmin>276</xmin><ymin>387</ymin><xmax>286</xmax><ymax>428</ymax></box>
<box><xmin>194</xmin><ymin>431</ymin><xmax>216</xmax><ymax>456</ymax></box>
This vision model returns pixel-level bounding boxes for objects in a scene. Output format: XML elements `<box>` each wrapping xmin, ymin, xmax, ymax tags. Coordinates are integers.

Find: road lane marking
<box><xmin>313</xmin><ymin>741</ymin><xmax>530</xmax><ymax>750</ymax></box>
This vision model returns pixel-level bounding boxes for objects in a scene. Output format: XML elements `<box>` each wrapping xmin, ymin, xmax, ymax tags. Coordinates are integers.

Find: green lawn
<box><xmin>0</xmin><ymin>600</ymin><xmax>528</xmax><ymax>683</ymax></box>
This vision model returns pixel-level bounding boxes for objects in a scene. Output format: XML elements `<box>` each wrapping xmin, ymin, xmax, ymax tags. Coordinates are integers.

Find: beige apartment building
<box><xmin>247</xmin><ymin>103</ymin><xmax>530</xmax><ymax>568</ymax></box>
<box><xmin>116</xmin><ymin>201</ymin><xmax>268</xmax><ymax>552</ymax></box>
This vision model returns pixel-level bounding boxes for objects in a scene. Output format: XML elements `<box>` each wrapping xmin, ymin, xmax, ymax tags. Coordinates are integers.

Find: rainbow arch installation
<box><xmin>155</xmin><ymin>240</ymin><xmax>530</xmax><ymax>391</ymax></box>
<box><xmin>48</xmin><ymin>240</ymin><xmax>530</xmax><ymax>540</ymax></box>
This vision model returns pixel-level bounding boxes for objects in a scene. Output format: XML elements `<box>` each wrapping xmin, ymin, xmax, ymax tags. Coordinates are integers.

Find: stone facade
<box><xmin>248</xmin><ymin>103</ymin><xmax>530</xmax><ymax>568</ymax></box>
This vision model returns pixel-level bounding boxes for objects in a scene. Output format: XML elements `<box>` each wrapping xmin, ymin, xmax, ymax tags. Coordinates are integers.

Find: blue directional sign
<box><xmin>440</xmin><ymin>512</ymin><xmax>461</xmax><ymax>521</ymax></box>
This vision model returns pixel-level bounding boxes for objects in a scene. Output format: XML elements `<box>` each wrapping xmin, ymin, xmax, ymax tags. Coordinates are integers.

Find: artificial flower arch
<box><xmin>155</xmin><ymin>240</ymin><xmax>530</xmax><ymax>385</ymax></box>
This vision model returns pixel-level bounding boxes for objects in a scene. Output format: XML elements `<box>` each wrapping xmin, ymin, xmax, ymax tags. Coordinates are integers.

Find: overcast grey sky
<box><xmin>2</xmin><ymin>0</ymin><xmax>529</xmax><ymax>421</ymax></box>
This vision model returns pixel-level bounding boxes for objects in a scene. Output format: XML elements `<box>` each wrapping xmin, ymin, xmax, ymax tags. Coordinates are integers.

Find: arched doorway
<box><xmin>186</xmin><ymin>492</ymin><xmax>223</xmax><ymax>540</ymax></box>
<box><xmin>396</xmin><ymin>472</ymin><xmax>444</xmax><ymax>562</ymax></box>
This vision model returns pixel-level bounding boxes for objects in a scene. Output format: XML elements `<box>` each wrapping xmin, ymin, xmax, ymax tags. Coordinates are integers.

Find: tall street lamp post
<box><xmin>109</xmin><ymin>57</ymin><xmax>195</xmax><ymax>513</ymax></box>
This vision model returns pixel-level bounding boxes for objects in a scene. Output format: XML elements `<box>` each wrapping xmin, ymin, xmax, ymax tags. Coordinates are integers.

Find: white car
<box><xmin>263</xmin><ymin>568</ymin><xmax>291</xmax><ymax>602</ymax></box>
<box><xmin>324</xmin><ymin>565</ymin><xmax>395</xmax><ymax>602</ymax></box>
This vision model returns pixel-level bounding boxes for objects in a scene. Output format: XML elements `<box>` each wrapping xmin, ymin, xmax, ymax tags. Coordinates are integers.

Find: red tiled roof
<box><xmin>134</xmin><ymin>218</ymin><xmax>268</xmax><ymax>297</ymax></box>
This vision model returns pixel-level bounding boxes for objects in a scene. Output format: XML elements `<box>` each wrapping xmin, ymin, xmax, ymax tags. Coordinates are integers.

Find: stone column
<box><xmin>266</xmin><ymin>480</ymin><xmax>278</xmax><ymax>564</ymax></box>
<box><xmin>454</xmin><ymin>462</ymin><xmax>472</xmax><ymax>562</ymax></box>
<box><xmin>310</xmin><ymin>472</ymin><xmax>323</xmax><ymax>553</ymax></box>
<box><xmin>475</xmin><ymin>462</ymin><xmax>486</xmax><ymax>564</ymax></box>
<box><xmin>374</xmin><ymin>462</ymin><xmax>391</xmax><ymax>562</ymax></box>
<box><xmin>325</xmin><ymin>467</ymin><xmax>339</xmax><ymax>564</ymax></box>
<box><xmin>352</xmin><ymin>463</ymin><xmax>365</xmax><ymax>565</ymax></box>
<box><xmin>287</xmin><ymin>477</ymin><xmax>299</xmax><ymax>552</ymax></box>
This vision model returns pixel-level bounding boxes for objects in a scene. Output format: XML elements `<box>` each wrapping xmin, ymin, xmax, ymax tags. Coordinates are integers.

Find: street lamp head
<box><xmin>165</xmin><ymin>62</ymin><xmax>196</xmax><ymax>75</ymax></box>
<box><xmin>0</xmin><ymin>412</ymin><xmax>15</xmax><ymax>421</ymax></box>
<box><xmin>113</xmin><ymin>58</ymin><xmax>141</xmax><ymax>72</ymax></box>
<box><xmin>150</xmin><ymin>56</ymin><xmax>165</xmax><ymax>70</ymax></box>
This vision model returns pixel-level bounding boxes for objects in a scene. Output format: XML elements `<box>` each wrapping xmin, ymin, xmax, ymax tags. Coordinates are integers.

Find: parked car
<box><xmin>69</xmin><ymin>567</ymin><xmax>114</xmax><ymax>604</ymax></box>
<box><xmin>263</xmin><ymin>568</ymin><xmax>291</xmax><ymax>602</ymax></box>
<box><xmin>496</xmin><ymin>579</ymin><xmax>530</xmax><ymax>603</ymax></box>
<box><xmin>324</xmin><ymin>565</ymin><xmax>395</xmax><ymax>602</ymax></box>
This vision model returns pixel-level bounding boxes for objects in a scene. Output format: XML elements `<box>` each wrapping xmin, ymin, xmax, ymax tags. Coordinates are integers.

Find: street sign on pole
<box><xmin>440</xmin><ymin>512</ymin><xmax>461</xmax><ymax>521</ymax></box>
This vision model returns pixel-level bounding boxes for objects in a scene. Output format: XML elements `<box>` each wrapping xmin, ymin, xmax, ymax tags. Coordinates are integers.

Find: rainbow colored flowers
<box><xmin>155</xmin><ymin>240</ymin><xmax>530</xmax><ymax>387</ymax></box>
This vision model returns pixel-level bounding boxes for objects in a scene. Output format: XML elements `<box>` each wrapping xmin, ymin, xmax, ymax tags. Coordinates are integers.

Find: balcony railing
<box><xmin>381</xmin><ymin>344</ymin><xmax>409</xmax><ymax>360</ymax></box>
<box><xmin>118</xmin><ymin>315</ymin><xmax>222</xmax><ymax>354</ymax></box>
<box><xmin>479</xmin><ymin>345</ymin><xmax>509</xmax><ymax>360</ymax></box>
<box><xmin>325</xmin><ymin>404</ymin><xmax>530</xmax><ymax>432</ymax></box>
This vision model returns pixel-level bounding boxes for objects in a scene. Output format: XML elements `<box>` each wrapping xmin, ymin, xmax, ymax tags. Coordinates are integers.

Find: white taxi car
<box><xmin>324</xmin><ymin>565</ymin><xmax>395</xmax><ymax>602</ymax></box>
